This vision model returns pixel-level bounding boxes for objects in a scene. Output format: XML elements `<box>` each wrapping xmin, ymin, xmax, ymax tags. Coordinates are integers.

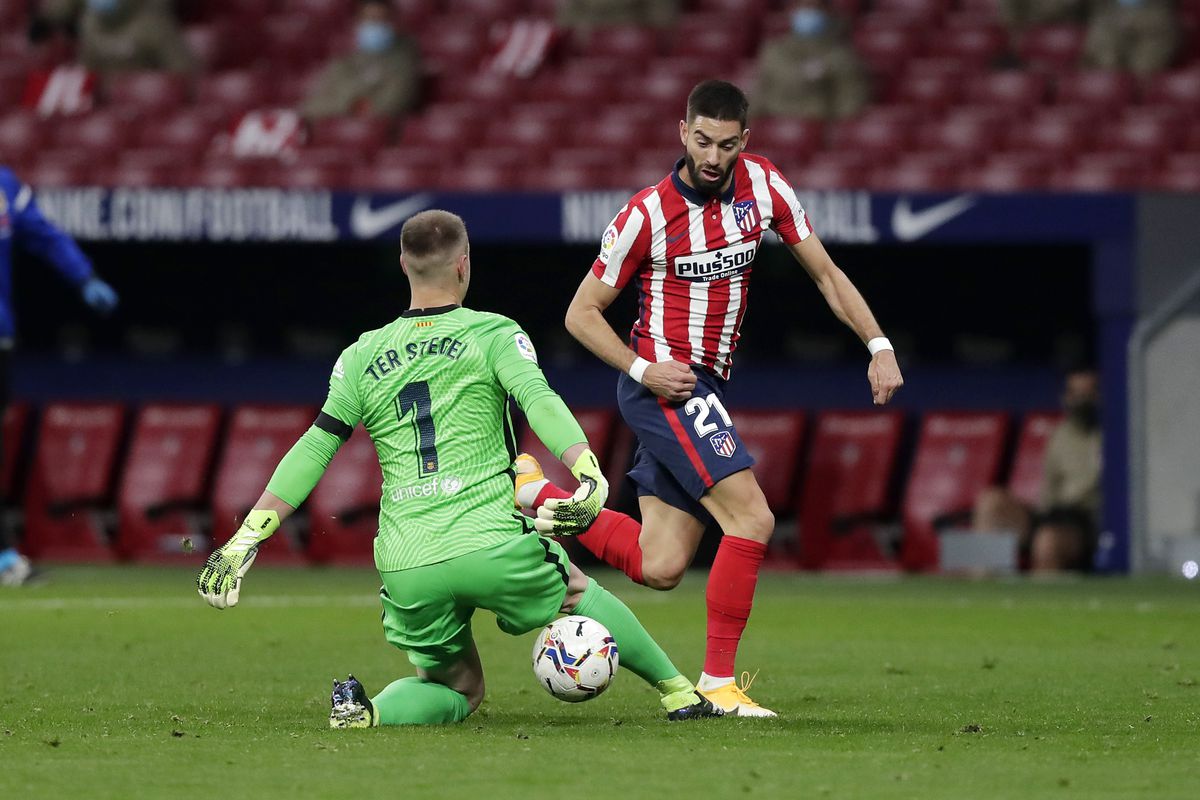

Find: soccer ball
<box><xmin>531</xmin><ymin>615</ymin><xmax>619</xmax><ymax>702</ymax></box>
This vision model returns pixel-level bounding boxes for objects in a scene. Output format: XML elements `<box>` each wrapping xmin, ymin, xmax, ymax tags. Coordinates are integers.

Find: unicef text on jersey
<box><xmin>390</xmin><ymin>474</ymin><xmax>465</xmax><ymax>504</ymax></box>
<box><xmin>673</xmin><ymin>240</ymin><xmax>757</xmax><ymax>282</ymax></box>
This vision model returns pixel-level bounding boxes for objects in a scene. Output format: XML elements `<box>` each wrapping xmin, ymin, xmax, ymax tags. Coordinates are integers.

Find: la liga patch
<box><xmin>515</xmin><ymin>332</ymin><xmax>538</xmax><ymax>364</ymax></box>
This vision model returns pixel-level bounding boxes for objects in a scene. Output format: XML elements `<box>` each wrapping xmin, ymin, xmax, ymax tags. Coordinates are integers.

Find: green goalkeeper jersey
<box><xmin>305</xmin><ymin>304</ymin><xmax>583</xmax><ymax>572</ymax></box>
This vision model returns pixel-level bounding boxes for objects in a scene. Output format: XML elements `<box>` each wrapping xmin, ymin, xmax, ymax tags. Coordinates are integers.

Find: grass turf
<box><xmin>2</xmin><ymin>567</ymin><xmax>1198</xmax><ymax>799</ymax></box>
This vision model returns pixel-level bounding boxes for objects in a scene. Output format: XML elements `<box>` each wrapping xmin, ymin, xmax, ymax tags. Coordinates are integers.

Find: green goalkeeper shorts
<box><xmin>378</xmin><ymin>534</ymin><xmax>572</xmax><ymax>670</ymax></box>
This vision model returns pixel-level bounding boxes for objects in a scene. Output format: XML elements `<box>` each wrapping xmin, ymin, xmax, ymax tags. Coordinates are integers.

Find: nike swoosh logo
<box><xmin>665</xmin><ymin>231</ymin><xmax>687</xmax><ymax>243</ymax></box>
<box><xmin>891</xmin><ymin>194</ymin><xmax>976</xmax><ymax>242</ymax></box>
<box><xmin>350</xmin><ymin>193</ymin><xmax>434</xmax><ymax>239</ymax></box>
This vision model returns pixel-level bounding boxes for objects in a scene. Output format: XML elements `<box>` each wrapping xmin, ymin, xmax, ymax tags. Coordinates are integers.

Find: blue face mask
<box><xmin>88</xmin><ymin>0</ymin><xmax>120</xmax><ymax>14</ymax></box>
<box><xmin>356</xmin><ymin>21</ymin><xmax>394</xmax><ymax>53</ymax></box>
<box><xmin>791</xmin><ymin>8</ymin><xmax>828</xmax><ymax>37</ymax></box>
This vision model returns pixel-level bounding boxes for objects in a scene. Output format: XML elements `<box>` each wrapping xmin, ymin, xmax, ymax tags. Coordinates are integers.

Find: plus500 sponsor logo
<box><xmin>390</xmin><ymin>474</ymin><xmax>464</xmax><ymax>503</ymax></box>
<box><xmin>672</xmin><ymin>240</ymin><xmax>757</xmax><ymax>282</ymax></box>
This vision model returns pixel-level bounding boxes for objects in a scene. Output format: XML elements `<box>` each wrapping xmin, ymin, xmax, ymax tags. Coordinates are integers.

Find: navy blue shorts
<box><xmin>617</xmin><ymin>367</ymin><xmax>756</xmax><ymax>519</ymax></box>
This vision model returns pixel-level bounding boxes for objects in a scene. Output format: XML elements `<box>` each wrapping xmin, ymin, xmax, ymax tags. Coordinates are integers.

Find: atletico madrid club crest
<box><xmin>710</xmin><ymin>431</ymin><xmax>737</xmax><ymax>458</ymax></box>
<box><xmin>733</xmin><ymin>200</ymin><xmax>760</xmax><ymax>235</ymax></box>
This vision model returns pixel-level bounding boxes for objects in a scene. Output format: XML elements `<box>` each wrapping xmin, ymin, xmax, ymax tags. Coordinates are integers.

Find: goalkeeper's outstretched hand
<box><xmin>196</xmin><ymin>510</ymin><xmax>278</xmax><ymax>609</ymax></box>
<box><xmin>535</xmin><ymin>449</ymin><xmax>609</xmax><ymax>536</ymax></box>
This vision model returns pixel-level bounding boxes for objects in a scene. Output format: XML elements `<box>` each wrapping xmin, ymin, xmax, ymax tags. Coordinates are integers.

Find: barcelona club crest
<box><xmin>733</xmin><ymin>200</ymin><xmax>760</xmax><ymax>235</ymax></box>
<box><xmin>710</xmin><ymin>431</ymin><xmax>737</xmax><ymax>458</ymax></box>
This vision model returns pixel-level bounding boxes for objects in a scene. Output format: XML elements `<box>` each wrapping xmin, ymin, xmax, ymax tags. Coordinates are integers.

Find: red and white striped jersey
<box><xmin>591</xmin><ymin>154</ymin><xmax>813</xmax><ymax>378</ymax></box>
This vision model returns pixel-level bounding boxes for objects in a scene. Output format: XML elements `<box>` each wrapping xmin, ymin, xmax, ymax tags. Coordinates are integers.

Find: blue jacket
<box><xmin>0</xmin><ymin>167</ymin><xmax>94</xmax><ymax>341</ymax></box>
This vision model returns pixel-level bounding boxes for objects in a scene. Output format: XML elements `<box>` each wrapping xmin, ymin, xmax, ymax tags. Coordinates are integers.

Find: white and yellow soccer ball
<box><xmin>531</xmin><ymin>615</ymin><xmax>619</xmax><ymax>703</ymax></box>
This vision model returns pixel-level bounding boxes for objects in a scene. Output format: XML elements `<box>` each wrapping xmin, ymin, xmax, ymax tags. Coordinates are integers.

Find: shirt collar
<box><xmin>671</xmin><ymin>157</ymin><xmax>738</xmax><ymax>206</ymax></box>
<box><xmin>401</xmin><ymin>304</ymin><xmax>460</xmax><ymax>318</ymax></box>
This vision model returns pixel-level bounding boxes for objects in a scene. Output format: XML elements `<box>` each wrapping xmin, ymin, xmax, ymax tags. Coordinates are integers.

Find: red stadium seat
<box><xmin>309</xmin><ymin>117</ymin><xmax>392</xmax><ymax>151</ymax></box>
<box><xmin>572</xmin><ymin>26</ymin><xmax>661</xmax><ymax>62</ymax></box>
<box><xmin>828</xmin><ymin>110</ymin><xmax>916</xmax><ymax>159</ymax></box>
<box><xmin>915</xmin><ymin>115</ymin><xmax>1005</xmax><ymax>157</ymax></box>
<box><xmin>104</xmin><ymin>71</ymin><xmax>190</xmax><ymax>114</ymax></box>
<box><xmin>517</xmin><ymin>409</ymin><xmax>618</xmax><ymax>496</ymax></box>
<box><xmin>437</xmin><ymin>164</ymin><xmax>517</xmax><ymax>191</ymax></box>
<box><xmin>1055</xmin><ymin>71</ymin><xmax>1136</xmax><ymax>112</ymax></box>
<box><xmin>788</xmin><ymin>159</ymin><xmax>871</xmax><ymax>189</ymax></box>
<box><xmin>210</xmin><ymin>405</ymin><xmax>315</xmax><ymax>563</ymax></box>
<box><xmin>462</xmin><ymin>146</ymin><xmax>530</xmax><ymax>170</ymax></box>
<box><xmin>899</xmin><ymin>411</ymin><xmax>1010</xmax><ymax>571</ymax></box>
<box><xmin>95</xmin><ymin>163</ymin><xmax>175</xmax><ymax>188</ymax></box>
<box><xmin>889</xmin><ymin>70</ymin><xmax>961</xmax><ymax>112</ymax></box>
<box><xmin>924</xmin><ymin>24</ymin><xmax>1007</xmax><ymax>67</ymax></box>
<box><xmin>188</xmin><ymin>160</ymin><xmax>265</xmax><ymax>188</ymax></box>
<box><xmin>445</xmin><ymin>0</ymin><xmax>523</xmax><ymax>20</ymax></box>
<box><xmin>734</xmin><ymin>411</ymin><xmax>806</xmax><ymax>514</ymax></box>
<box><xmin>1097</xmin><ymin>113</ymin><xmax>1184</xmax><ymax>157</ymax></box>
<box><xmin>197</xmin><ymin>70</ymin><xmax>276</xmax><ymax>115</ymax></box>
<box><xmin>1007</xmin><ymin>412</ymin><xmax>1063</xmax><ymax>507</ymax></box>
<box><xmin>184</xmin><ymin>22</ymin><xmax>248</xmax><ymax>71</ymax></box>
<box><xmin>965</xmin><ymin>70</ymin><xmax>1047</xmax><ymax>110</ymax></box>
<box><xmin>1006</xmin><ymin>111</ymin><xmax>1092</xmax><ymax>157</ymax></box>
<box><xmin>854</xmin><ymin>25</ymin><xmax>925</xmax><ymax>75</ymax></box>
<box><xmin>1143</xmin><ymin>68</ymin><xmax>1200</xmax><ymax>110</ymax></box>
<box><xmin>1152</xmin><ymin>165</ymin><xmax>1200</xmax><ymax>191</ymax></box>
<box><xmin>307</xmin><ymin>428</ymin><xmax>383</xmax><ymax>565</ymax></box>
<box><xmin>868</xmin><ymin>160</ymin><xmax>956</xmax><ymax>191</ymax></box>
<box><xmin>958</xmin><ymin>154</ymin><xmax>1059</xmax><ymax>190</ymax></box>
<box><xmin>531</xmin><ymin>68</ymin><xmax>619</xmax><ymax>105</ymax></box>
<box><xmin>263</xmin><ymin>15</ymin><xmax>331</xmax><ymax>69</ymax></box>
<box><xmin>522</xmin><ymin>163</ymin><xmax>605</xmax><ymax>191</ymax></box>
<box><xmin>629</xmin><ymin>71</ymin><xmax>697</xmax><ymax>105</ymax></box>
<box><xmin>0</xmin><ymin>111</ymin><xmax>46</xmax><ymax>165</ymax></box>
<box><xmin>874</xmin><ymin>0</ymin><xmax>951</xmax><ymax>22</ymax></box>
<box><xmin>270</xmin><ymin>161</ymin><xmax>355</xmax><ymax>189</ymax></box>
<box><xmin>697</xmin><ymin>0</ymin><xmax>769</xmax><ymax>14</ymax></box>
<box><xmin>398</xmin><ymin>110</ymin><xmax>484</xmax><ymax>153</ymax></box>
<box><xmin>796</xmin><ymin>411</ymin><xmax>904</xmax><ymax>570</ymax></box>
<box><xmin>1051</xmin><ymin>155</ymin><xmax>1151</xmax><ymax>191</ymax></box>
<box><xmin>137</xmin><ymin>110</ymin><xmax>223</xmax><ymax>157</ymax></box>
<box><xmin>115</xmin><ymin>405</ymin><xmax>222</xmax><ymax>562</ymax></box>
<box><xmin>50</xmin><ymin>110</ymin><xmax>136</xmax><ymax>157</ymax></box>
<box><xmin>1017</xmin><ymin>25</ymin><xmax>1085</xmax><ymax>72</ymax></box>
<box><xmin>24</xmin><ymin>160</ymin><xmax>91</xmax><ymax>187</ymax></box>
<box><xmin>22</xmin><ymin>403</ymin><xmax>126</xmax><ymax>562</ymax></box>
<box><xmin>671</xmin><ymin>16</ymin><xmax>755</xmax><ymax>59</ymax></box>
<box><xmin>420</xmin><ymin>20</ymin><xmax>489</xmax><ymax>72</ymax></box>
<box><xmin>2</xmin><ymin>402</ymin><xmax>29</xmax><ymax>502</ymax></box>
<box><xmin>748</xmin><ymin>118</ymin><xmax>825</xmax><ymax>162</ymax></box>
<box><xmin>351</xmin><ymin>162</ymin><xmax>438</xmax><ymax>191</ymax></box>
<box><xmin>567</xmin><ymin>114</ymin><xmax>650</xmax><ymax>150</ymax></box>
<box><xmin>486</xmin><ymin>114</ymin><xmax>558</xmax><ymax>149</ymax></box>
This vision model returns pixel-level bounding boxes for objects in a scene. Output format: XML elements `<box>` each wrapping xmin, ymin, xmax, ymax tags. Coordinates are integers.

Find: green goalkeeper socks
<box><xmin>574</xmin><ymin>577</ymin><xmax>695</xmax><ymax>708</ymax></box>
<box><xmin>371</xmin><ymin>677</ymin><xmax>471</xmax><ymax>726</ymax></box>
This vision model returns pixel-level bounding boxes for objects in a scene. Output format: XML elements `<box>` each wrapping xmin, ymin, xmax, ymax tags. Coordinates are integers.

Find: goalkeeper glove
<box><xmin>196</xmin><ymin>510</ymin><xmax>279</xmax><ymax>609</ymax></box>
<box><xmin>534</xmin><ymin>449</ymin><xmax>609</xmax><ymax>536</ymax></box>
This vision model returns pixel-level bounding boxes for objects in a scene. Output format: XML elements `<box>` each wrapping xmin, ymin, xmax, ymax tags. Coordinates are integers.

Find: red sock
<box><xmin>574</xmin><ymin>509</ymin><xmax>645</xmax><ymax>585</ymax></box>
<box><xmin>704</xmin><ymin>535</ymin><xmax>767</xmax><ymax>678</ymax></box>
<box><xmin>533</xmin><ymin>481</ymin><xmax>645</xmax><ymax>585</ymax></box>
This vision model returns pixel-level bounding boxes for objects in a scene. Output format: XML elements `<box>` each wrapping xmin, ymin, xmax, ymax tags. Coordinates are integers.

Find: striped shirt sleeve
<box><xmin>590</xmin><ymin>199</ymin><xmax>651</xmax><ymax>290</ymax></box>
<box><xmin>765</xmin><ymin>166</ymin><xmax>814</xmax><ymax>246</ymax></box>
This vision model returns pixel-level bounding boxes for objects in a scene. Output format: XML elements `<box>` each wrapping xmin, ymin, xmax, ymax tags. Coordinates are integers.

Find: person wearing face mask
<box><xmin>1083</xmin><ymin>0</ymin><xmax>1181</xmax><ymax>76</ymax></box>
<box><xmin>49</xmin><ymin>0</ymin><xmax>195</xmax><ymax>76</ymax></box>
<box><xmin>753</xmin><ymin>0</ymin><xmax>869</xmax><ymax>121</ymax></box>
<box><xmin>301</xmin><ymin>0</ymin><xmax>421</xmax><ymax>121</ymax></box>
<box><xmin>972</xmin><ymin>368</ymin><xmax>1103</xmax><ymax>572</ymax></box>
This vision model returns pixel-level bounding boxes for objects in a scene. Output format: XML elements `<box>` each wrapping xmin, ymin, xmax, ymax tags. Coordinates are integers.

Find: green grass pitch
<box><xmin>2</xmin><ymin>567</ymin><xmax>1198</xmax><ymax>799</ymax></box>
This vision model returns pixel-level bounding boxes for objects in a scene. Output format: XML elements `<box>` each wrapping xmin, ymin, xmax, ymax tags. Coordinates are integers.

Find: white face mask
<box><xmin>791</xmin><ymin>9</ymin><xmax>828</xmax><ymax>37</ymax></box>
<box><xmin>356</xmin><ymin>21</ymin><xmax>395</xmax><ymax>53</ymax></box>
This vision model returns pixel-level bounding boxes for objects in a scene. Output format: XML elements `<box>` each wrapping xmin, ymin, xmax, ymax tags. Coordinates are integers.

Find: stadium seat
<box><xmin>697</xmin><ymin>0</ymin><xmax>769</xmax><ymax>14</ymax></box>
<box><xmin>889</xmin><ymin>70</ymin><xmax>961</xmax><ymax>112</ymax></box>
<box><xmin>1152</xmin><ymin>165</ymin><xmax>1200</xmax><ymax>191</ymax></box>
<box><xmin>517</xmin><ymin>409</ymin><xmax>618</xmax><ymax>497</ymax></box>
<box><xmin>0</xmin><ymin>111</ymin><xmax>45</xmax><ymax>166</ymax></box>
<box><xmin>137</xmin><ymin>110</ymin><xmax>223</xmax><ymax>158</ymax></box>
<box><xmin>1097</xmin><ymin>113</ymin><xmax>1185</xmax><ymax>157</ymax></box>
<box><xmin>924</xmin><ymin>24</ymin><xmax>1007</xmax><ymax>68</ymax></box>
<box><xmin>1055</xmin><ymin>71</ymin><xmax>1136</xmax><ymax>113</ymax></box>
<box><xmin>958</xmin><ymin>154</ymin><xmax>1058</xmax><ymax>190</ymax></box>
<box><xmin>307</xmin><ymin>428</ymin><xmax>382</xmax><ymax>565</ymax></box>
<box><xmin>420</xmin><ymin>19</ymin><xmax>489</xmax><ymax>72</ymax></box>
<box><xmin>522</xmin><ymin>163</ymin><xmax>605</xmax><ymax>191</ymax></box>
<box><xmin>1006</xmin><ymin>111</ymin><xmax>1092</xmax><ymax>158</ymax></box>
<box><xmin>828</xmin><ymin>110</ymin><xmax>916</xmax><ymax>159</ymax></box>
<box><xmin>1143</xmin><ymin>68</ymin><xmax>1200</xmax><ymax>110</ymax></box>
<box><xmin>104</xmin><ymin>71</ymin><xmax>191</xmax><ymax>115</ymax></box>
<box><xmin>796</xmin><ymin>410</ymin><xmax>904</xmax><ymax>570</ymax></box>
<box><xmin>24</xmin><ymin>160</ymin><xmax>91</xmax><ymax>188</ymax></box>
<box><xmin>437</xmin><ymin>164</ymin><xmax>517</xmax><ymax>191</ymax></box>
<box><xmin>94</xmin><ymin>163</ymin><xmax>174</xmax><ymax>188</ymax></box>
<box><xmin>964</xmin><ymin>71</ymin><xmax>1048</xmax><ymax>110</ymax></box>
<box><xmin>899</xmin><ymin>411</ymin><xmax>1010</xmax><ymax>571</ymax></box>
<box><xmin>22</xmin><ymin>403</ymin><xmax>126</xmax><ymax>562</ymax></box>
<box><xmin>567</xmin><ymin>114</ymin><xmax>651</xmax><ymax>151</ymax></box>
<box><xmin>350</xmin><ymin>162</ymin><xmax>438</xmax><ymax>191</ymax></box>
<box><xmin>531</xmin><ymin>68</ymin><xmax>618</xmax><ymax>106</ymax></box>
<box><xmin>1</xmin><ymin>402</ymin><xmax>29</xmax><ymax>503</ymax></box>
<box><xmin>184</xmin><ymin>21</ymin><xmax>247</xmax><ymax>71</ymax></box>
<box><xmin>309</xmin><ymin>117</ymin><xmax>392</xmax><ymax>151</ymax></box>
<box><xmin>874</xmin><ymin>0</ymin><xmax>951</xmax><ymax>21</ymax></box>
<box><xmin>571</xmin><ymin>26</ymin><xmax>661</xmax><ymax>62</ymax></box>
<box><xmin>749</xmin><ymin>118</ymin><xmax>825</xmax><ymax>162</ymax></box>
<box><xmin>915</xmin><ymin>115</ymin><xmax>1006</xmax><ymax>157</ymax></box>
<box><xmin>868</xmin><ymin>160</ymin><xmax>956</xmax><ymax>191</ymax></box>
<box><xmin>1051</xmin><ymin>155</ymin><xmax>1151</xmax><ymax>191</ymax></box>
<box><xmin>630</xmin><ymin>71</ymin><xmax>699</xmax><ymax>105</ymax></box>
<box><xmin>115</xmin><ymin>404</ymin><xmax>222</xmax><ymax>562</ymax></box>
<box><xmin>433</xmin><ymin>70</ymin><xmax>523</xmax><ymax>109</ymax></box>
<box><xmin>188</xmin><ymin>160</ymin><xmax>264</xmax><ymax>188</ymax></box>
<box><xmin>787</xmin><ymin>159</ymin><xmax>871</xmax><ymax>189</ymax></box>
<box><xmin>671</xmin><ymin>16</ymin><xmax>755</xmax><ymax>59</ymax></box>
<box><xmin>197</xmin><ymin>70</ymin><xmax>276</xmax><ymax>115</ymax></box>
<box><xmin>397</xmin><ymin>110</ymin><xmax>484</xmax><ymax>154</ymax></box>
<box><xmin>1017</xmin><ymin>25</ymin><xmax>1085</xmax><ymax>72</ymax></box>
<box><xmin>733</xmin><ymin>411</ymin><xmax>806</xmax><ymax>515</ymax></box>
<box><xmin>263</xmin><ymin>15</ymin><xmax>330</xmax><ymax>69</ymax></box>
<box><xmin>1007</xmin><ymin>412</ymin><xmax>1063</xmax><ymax>507</ymax></box>
<box><xmin>486</xmin><ymin>114</ymin><xmax>559</xmax><ymax>150</ymax></box>
<box><xmin>50</xmin><ymin>110</ymin><xmax>136</xmax><ymax>157</ymax></box>
<box><xmin>210</xmin><ymin>405</ymin><xmax>315</xmax><ymax>563</ymax></box>
<box><xmin>853</xmin><ymin>25</ymin><xmax>925</xmax><ymax>75</ymax></box>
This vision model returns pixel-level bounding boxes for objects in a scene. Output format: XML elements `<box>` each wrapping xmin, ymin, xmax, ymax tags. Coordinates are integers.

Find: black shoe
<box><xmin>329</xmin><ymin>674</ymin><xmax>375</xmax><ymax>729</ymax></box>
<box><xmin>666</xmin><ymin>692</ymin><xmax>725</xmax><ymax>722</ymax></box>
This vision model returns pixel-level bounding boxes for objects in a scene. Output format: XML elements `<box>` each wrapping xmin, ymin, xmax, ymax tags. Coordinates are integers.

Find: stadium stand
<box><xmin>307</xmin><ymin>427</ymin><xmax>383</xmax><ymax>564</ymax></box>
<box><xmin>1006</xmin><ymin>411</ymin><xmax>1063</xmax><ymax>507</ymax></box>
<box><xmin>0</xmin><ymin>0</ymin><xmax>1195</xmax><ymax>191</ymax></box>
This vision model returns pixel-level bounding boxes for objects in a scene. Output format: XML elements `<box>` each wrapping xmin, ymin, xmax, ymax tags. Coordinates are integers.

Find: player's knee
<box><xmin>729</xmin><ymin>505</ymin><xmax>775</xmax><ymax>542</ymax></box>
<box><xmin>641</xmin><ymin>553</ymin><xmax>687</xmax><ymax>590</ymax></box>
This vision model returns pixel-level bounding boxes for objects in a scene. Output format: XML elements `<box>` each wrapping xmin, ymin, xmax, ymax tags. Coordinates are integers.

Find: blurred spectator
<box><xmin>997</xmin><ymin>0</ymin><xmax>1086</xmax><ymax>31</ymax></box>
<box><xmin>301</xmin><ymin>0</ymin><xmax>421</xmax><ymax>121</ymax></box>
<box><xmin>37</xmin><ymin>0</ymin><xmax>194</xmax><ymax>75</ymax></box>
<box><xmin>0</xmin><ymin>165</ymin><xmax>119</xmax><ymax>586</ymax></box>
<box><xmin>1083</xmin><ymin>0</ymin><xmax>1181</xmax><ymax>76</ymax></box>
<box><xmin>973</xmin><ymin>368</ymin><xmax>1102</xmax><ymax>572</ymax></box>
<box><xmin>754</xmin><ymin>0</ymin><xmax>869</xmax><ymax>120</ymax></box>
<box><xmin>557</xmin><ymin>0</ymin><xmax>680</xmax><ymax>31</ymax></box>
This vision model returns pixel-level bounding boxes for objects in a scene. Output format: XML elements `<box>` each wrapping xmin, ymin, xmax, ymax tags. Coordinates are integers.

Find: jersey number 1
<box><xmin>395</xmin><ymin>381</ymin><xmax>439</xmax><ymax>477</ymax></box>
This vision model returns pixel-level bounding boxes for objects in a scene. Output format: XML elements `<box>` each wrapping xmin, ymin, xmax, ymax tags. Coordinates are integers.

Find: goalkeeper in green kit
<box><xmin>196</xmin><ymin>210</ymin><xmax>721</xmax><ymax>726</ymax></box>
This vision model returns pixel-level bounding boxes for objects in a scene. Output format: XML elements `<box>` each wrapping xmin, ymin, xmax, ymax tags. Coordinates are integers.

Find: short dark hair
<box><xmin>400</xmin><ymin>210</ymin><xmax>468</xmax><ymax>275</ymax></box>
<box><xmin>686</xmin><ymin>80</ymin><xmax>749</xmax><ymax>129</ymax></box>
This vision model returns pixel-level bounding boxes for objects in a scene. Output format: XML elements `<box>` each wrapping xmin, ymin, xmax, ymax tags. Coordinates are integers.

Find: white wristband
<box><xmin>628</xmin><ymin>357</ymin><xmax>652</xmax><ymax>384</ymax></box>
<box><xmin>867</xmin><ymin>337</ymin><xmax>893</xmax><ymax>357</ymax></box>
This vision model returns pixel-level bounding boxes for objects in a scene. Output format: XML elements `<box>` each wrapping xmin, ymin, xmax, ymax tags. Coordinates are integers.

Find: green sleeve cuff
<box><xmin>265</xmin><ymin>426</ymin><xmax>343</xmax><ymax>508</ymax></box>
